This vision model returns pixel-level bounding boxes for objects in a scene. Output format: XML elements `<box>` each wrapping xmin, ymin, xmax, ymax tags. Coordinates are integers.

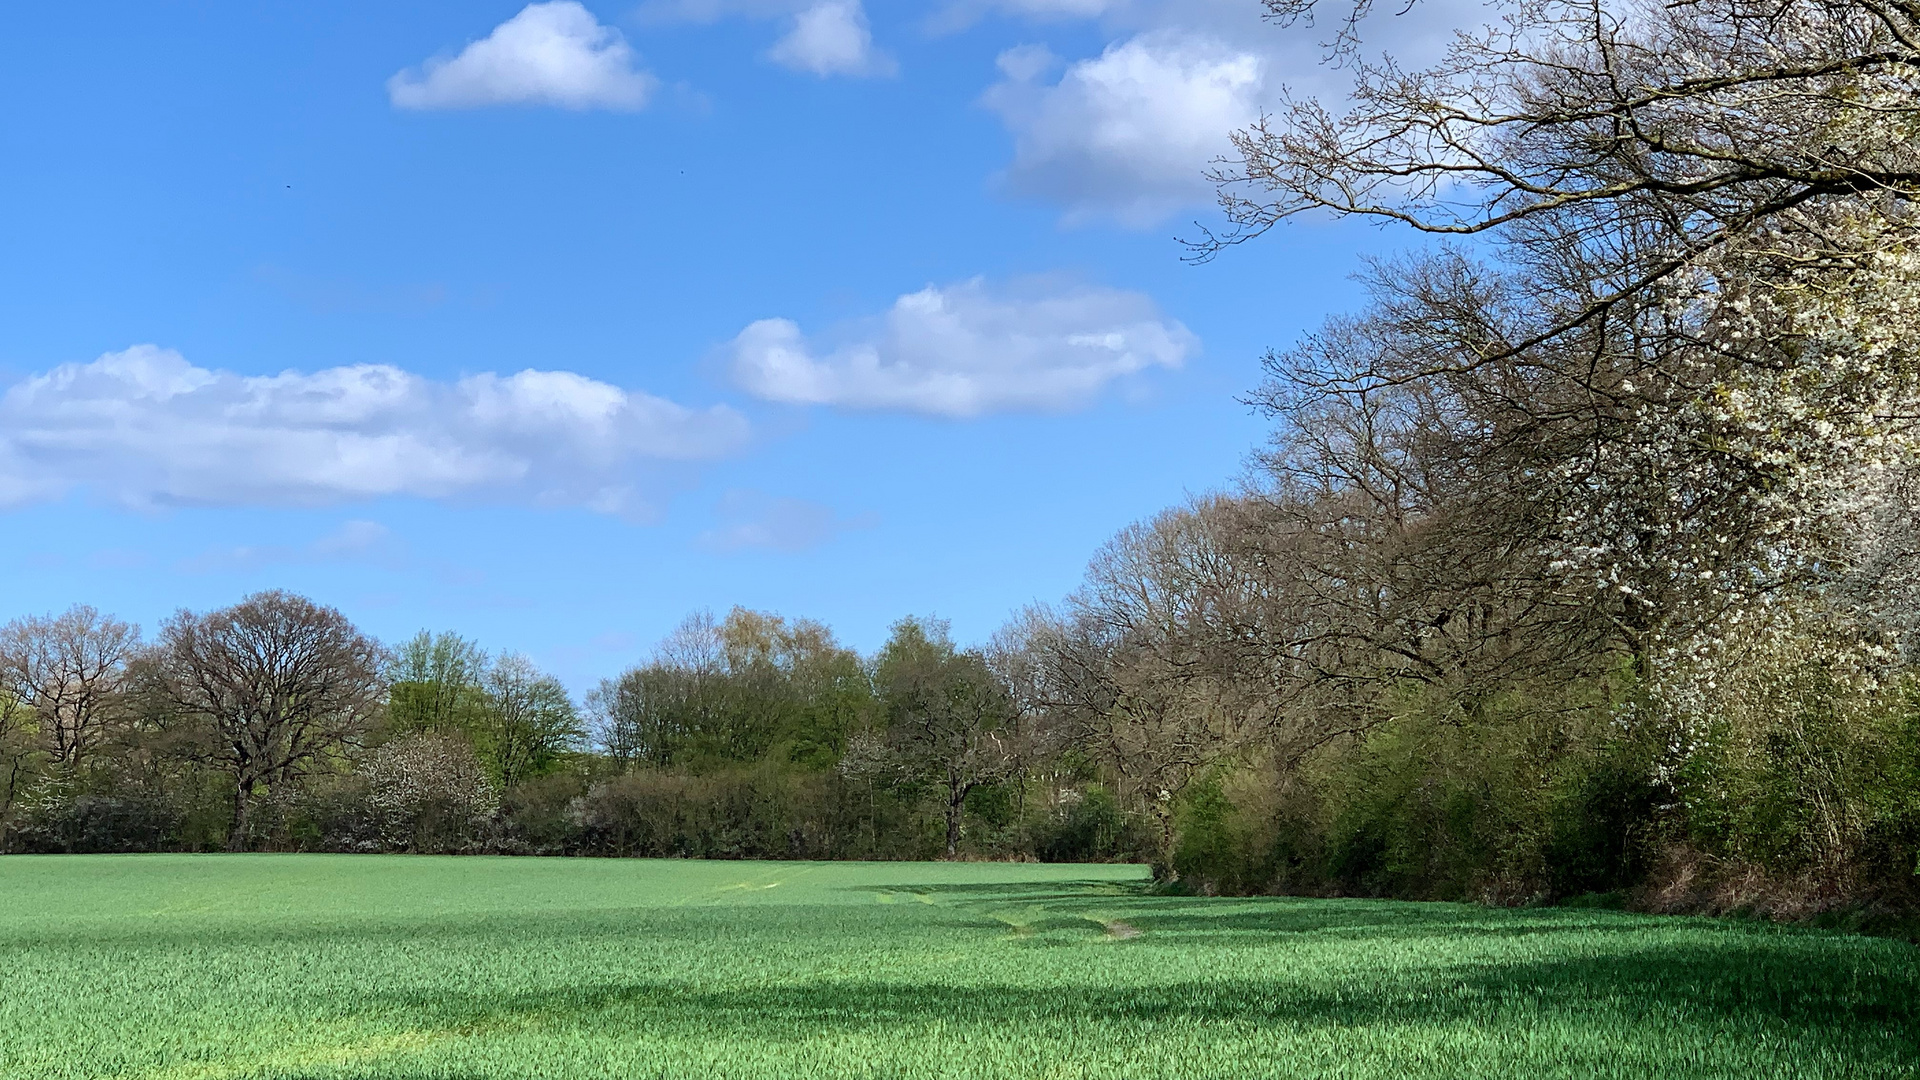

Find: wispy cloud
<box><xmin>931</xmin><ymin>0</ymin><xmax>1124</xmax><ymax>32</ymax></box>
<box><xmin>178</xmin><ymin>520</ymin><xmax>402</xmax><ymax>574</ymax></box>
<box><xmin>0</xmin><ymin>345</ymin><xmax>749</xmax><ymax>517</ymax></box>
<box><xmin>389</xmin><ymin>2</ymin><xmax>657</xmax><ymax>111</ymax></box>
<box><xmin>638</xmin><ymin>0</ymin><xmax>894</xmax><ymax>78</ymax></box>
<box><xmin>728</xmin><ymin>276</ymin><xmax>1195</xmax><ymax>417</ymax></box>
<box><xmin>698</xmin><ymin>490</ymin><xmax>878</xmax><ymax>552</ymax></box>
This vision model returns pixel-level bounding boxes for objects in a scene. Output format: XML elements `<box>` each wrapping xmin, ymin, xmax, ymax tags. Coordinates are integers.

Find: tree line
<box><xmin>4</xmin><ymin>0</ymin><xmax>1920</xmax><ymax>922</ymax></box>
<box><xmin>0</xmin><ymin>597</ymin><xmax>1147</xmax><ymax>865</ymax></box>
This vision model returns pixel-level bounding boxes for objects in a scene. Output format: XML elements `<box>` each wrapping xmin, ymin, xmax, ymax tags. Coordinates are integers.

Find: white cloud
<box><xmin>983</xmin><ymin>31</ymin><xmax>1265</xmax><ymax>227</ymax></box>
<box><xmin>389</xmin><ymin>2</ymin><xmax>657</xmax><ymax>111</ymax></box>
<box><xmin>727</xmin><ymin>277</ymin><xmax>1195</xmax><ymax>417</ymax></box>
<box><xmin>0</xmin><ymin>345</ymin><xmax>749</xmax><ymax>516</ymax></box>
<box><xmin>994</xmin><ymin>43</ymin><xmax>1061</xmax><ymax>82</ymax></box>
<box><xmin>699</xmin><ymin>490</ymin><xmax>876</xmax><ymax>552</ymax></box>
<box><xmin>965</xmin><ymin>0</ymin><xmax>1479</xmax><ymax>225</ymax></box>
<box><xmin>769</xmin><ymin>0</ymin><xmax>895</xmax><ymax>77</ymax></box>
<box><xmin>635</xmin><ymin>0</ymin><xmax>893</xmax><ymax>78</ymax></box>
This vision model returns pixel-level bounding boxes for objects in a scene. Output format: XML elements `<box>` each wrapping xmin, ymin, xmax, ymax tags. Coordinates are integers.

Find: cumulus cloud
<box><xmin>727</xmin><ymin>277</ymin><xmax>1195</xmax><ymax>417</ymax></box>
<box><xmin>965</xmin><ymin>0</ymin><xmax>1479</xmax><ymax>225</ymax></box>
<box><xmin>0</xmin><ymin>345</ymin><xmax>749</xmax><ymax>516</ymax></box>
<box><xmin>389</xmin><ymin>2</ymin><xmax>657</xmax><ymax>111</ymax></box>
<box><xmin>699</xmin><ymin>490</ymin><xmax>877</xmax><ymax>552</ymax></box>
<box><xmin>769</xmin><ymin>0</ymin><xmax>895</xmax><ymax>77</ymax></box>
<box><xmin>982</xmin><ymin>31</ymin><xmax>1265</xmax><ymax>227</ymax></box>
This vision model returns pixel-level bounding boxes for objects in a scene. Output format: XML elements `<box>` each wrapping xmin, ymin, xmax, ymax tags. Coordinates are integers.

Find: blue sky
<box><xmin>0</xmin><ymin>0</ymin><xmax>1443</xmax><ymax>687</ymax></box>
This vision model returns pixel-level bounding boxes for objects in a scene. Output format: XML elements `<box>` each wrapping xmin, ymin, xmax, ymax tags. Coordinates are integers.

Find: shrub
<box><xmin>1031</xmin><ymin>787</ymin><xmax>1146</xmax><ymax>863</ymax></box>
<box><xmin>362</xmin><ymin>731</ymin><xmax>498</xmax><ymax>853</ymax></box>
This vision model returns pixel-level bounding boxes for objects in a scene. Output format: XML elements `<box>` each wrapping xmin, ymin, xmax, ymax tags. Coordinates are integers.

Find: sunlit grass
<box><xmin>0</xmin><ymin>855</ymin><xmax>1913</xmax><ymax>1078</ymax></box>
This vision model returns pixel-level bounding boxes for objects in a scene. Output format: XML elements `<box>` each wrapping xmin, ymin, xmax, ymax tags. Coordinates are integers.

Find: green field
<box><xmin>0</xmin><ymin>857</ymin><xmax>1914</xmax><ymax>1079</ymax></box>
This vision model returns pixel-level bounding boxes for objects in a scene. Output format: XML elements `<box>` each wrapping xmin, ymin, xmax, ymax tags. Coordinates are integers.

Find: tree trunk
<box><xmin>227</xmin><ymin>778</ymin><xmax>254</xmax><ymax>852</ymax></box>
<box><xmin>945</xmin><ymin>783</ymin><xmax>966</xmax><ymax>860</ymax></box>
<box><xmin>1155</xmin><ymin>803</ymin><xmax>1176</xmax><ymax>875</ymax></box>
<box><xmin>1014</xmin><ymin>771</ymin><xmax>1029</xmax><ymax>858</ymax></box>
<box><xmin>0</xmin><ymin>755</ymin><xmax>23</xmax><ymax>834</ymax></box>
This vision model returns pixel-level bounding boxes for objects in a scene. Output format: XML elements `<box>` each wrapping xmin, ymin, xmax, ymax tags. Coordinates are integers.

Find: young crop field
<box><xmin>0</xmin><ymin>856</ymin><xmax>1914</xmax><ymax>1079</ymax></box>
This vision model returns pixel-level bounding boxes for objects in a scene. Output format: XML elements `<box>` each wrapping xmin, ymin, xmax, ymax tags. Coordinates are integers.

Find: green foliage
<box><xmin>477</xmin><ymin>654</ymin><xmax>584</xmax><ymax>790</ymax></box>
<box><xmin>590</xmin><ymin>609</ymin><xmax>871</xmax><ymax>772</ymax></box>
<box><xmin>495</xmin><ymin>771</ymin><xmax>588</xmax><ymax>855</ymax></box>
<box><xmin>384</xmin><ymin>633</ymin><xmax>582</xmax><ymax>794</ymax></box>
<box><xmin>1320</xmin><ymin>709</ymin><xmax>1514</xmax><ymax>900</ymax></box>
<box><xmin>1030</xmin><ymin>786</ymin><xmax>1144</xmax><ymax>863</ymax></box>
<box><xmin>6</xmin><ymin>595</ymin><xmax>1913</xmax><ymax>922</ymax></box>
<box><xmin>0</xmin><ymin>857</ymin><xmax>1913</xmax><ymax>1079</ymax></box>
<box><xmin>963</xmin><ymin>781</ymin><xmax>1016</xmax><ymax>828</ymax></box>
<box><xmin>1541</xmin><ymin>750</ymin><xmax>1661</xmax><ymax>899</ymax></box>
<box><xmin>872</xmin><ymin>616</ymin><xmax>1020</xmax><ymax>858</ymax></box>
<box><xmin>1171</xmin><ymin>773</ymin><xmax>1248</xmax><ymax>891</ymax></box>
<box><xmin>1160</xmin><ymin>678</ymin><xmax>1669</xmax><ymax>904</ymax></box>
<box><xmin>872</xmin><ymin>616</ymin><xmax>1014</xmax><ymax>763</ymax></box>
<box><xmin>574</xmin><ymin>764</ymin><xmax>844</xmax><ymax>859</ymax></box>
<box><xmin>1659</xmin><ymin>624</ymin><xmax>1920</xmax><ymax>900</ymax></box>
<box><xmin>385</xmin><ymin>630</ymin><xmax>491</xmax><ymax>734</ymax></box>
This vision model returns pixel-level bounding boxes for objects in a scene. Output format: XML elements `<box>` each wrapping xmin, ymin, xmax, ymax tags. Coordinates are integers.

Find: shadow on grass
<box><xmin>876</xmin><ymin>878</ymin><xmax>1689</xmax><ymax>943</ymax></box>
<box><xmin>98</xmin><ymin>879</ymin><xmax>1920</xmax><ymax>1079</ymax></box>
<box><xmin>351</xmin><ymin>918</ymin><xmax>1920</xmax><ymax>1059</ymax></box>
<box><xmin>885</xmin><ymin>877</ymin><xmax>1920</xmax><ymax>952</ymax></box>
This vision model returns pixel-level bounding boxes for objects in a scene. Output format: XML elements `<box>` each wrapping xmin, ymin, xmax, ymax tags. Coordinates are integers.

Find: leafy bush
<box><xmin>6</xmin><ymin>794</ymin><xmax>183</xmax><ymax>853</ymax></box>
<box><xmin>1031</xmin><ymin>787</ymin><xmax>1148</xmax><ymax>864</ymax></box>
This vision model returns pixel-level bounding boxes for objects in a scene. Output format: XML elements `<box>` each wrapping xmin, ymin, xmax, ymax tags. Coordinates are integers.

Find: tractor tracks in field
<box><xmin>869</xmin><ymin>884</ymin><xmax>1148</xmax><ymax>944</ymax></box>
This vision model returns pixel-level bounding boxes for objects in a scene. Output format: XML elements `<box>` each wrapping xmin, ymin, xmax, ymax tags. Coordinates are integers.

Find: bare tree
<box><xmin>151</xmin><ymin>591</ymin><xmax>385</xmax><ymax>850</ymax></box>
<box><xmin>1200</xmin><ymin>0</ymin><xmax>1920</xmax><ymax>674</ymax></box>
<box><xmin>0</xmin><ymin>605</ymin><xmax>140</xmax><ymax>768</ymax></box>
<box><xmin>1216</xmin><ymin>0</ymin><xmax>1920</xmax><ymax>280</ymax></box>
<box><xmin>1025</xmin><ymin>484</ymin><xmax>1604</xmax><ymax>861</ymax></box>
<box><xmin>1035</xmin><ymin>503</ymin><xmax>1271</xmax><ymax>854</ymax></box>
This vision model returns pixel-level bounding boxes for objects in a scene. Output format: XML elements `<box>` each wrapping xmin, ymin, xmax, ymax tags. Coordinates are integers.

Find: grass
<box><xmin>0</xmin><ymin>856</ymin><xmax>1914</xmax><ymax>1079</ymax></box>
